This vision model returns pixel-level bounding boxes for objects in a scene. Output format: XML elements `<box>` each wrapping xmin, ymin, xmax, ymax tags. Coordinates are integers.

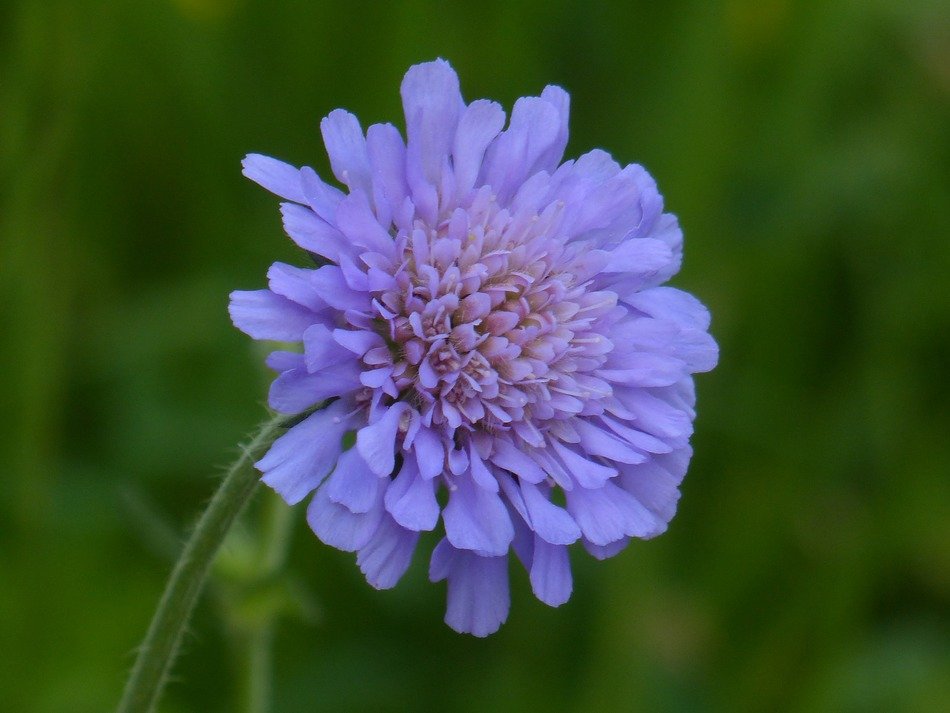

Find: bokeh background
<box><xmin>2</xmin><ymin>0</ymin><xmax>948</xmax><ymax>711</ymax></box>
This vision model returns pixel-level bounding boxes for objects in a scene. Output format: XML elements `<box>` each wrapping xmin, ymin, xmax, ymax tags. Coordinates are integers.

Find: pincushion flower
<box><xmin>230</xmin><ymin>59</ymin><xmax>717</xmax><ymax>636</ymax></box>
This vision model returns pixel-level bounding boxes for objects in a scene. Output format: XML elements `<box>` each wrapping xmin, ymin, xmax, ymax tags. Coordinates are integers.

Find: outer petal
<box><xmin>453</xmin><ymin>99</ymin><xmax>505</xmax><ymax>197</ymax></box>
<box><xmin>519</xmin><ymin>481</ymin><xmax>581</xmax><ymax>545</ymax></box>
<box><xmin>320</xmin><ymin>109</ymin><xmax>373</xmax><ymax>197</ymax></box>
<box><xmin>430</xmin><ymin>540</ymin><xmax>510</xmax><ymax>637</ymax></box>
<box><xmin>229</xmin><ymin>289</ymin><xmax>316</xmax><ymax>342</ymax></box>
<box><xmin>333</xmin><ymin>328</ymin><xmax>385</xmax><ymax>357</ymax></box>
<box><xmin>401</xmin><ymin>59</ymin><xmax>462</xmax><ymax>186</ymax></box>
<box><xmin>335</xmin><ymin>191</ymin><xmax>396</xmax><ymax>256</ymax></box>
<box><xmin>623</xmin><ymin>286</ymin><xmax>712</xmax><ymax>330</ymax></box>
<box><xmin>310</xmin><ymin>265</ymin><xmax>372</xmax><ymax>313</ymax></box>
<box><xmin>299</xmin><ymin>166</ymin><xmax>345</xmax><ymax>222</ymax></box>
<box><xmin>279</xmin><ymin>203</ymin><xmax>350</xmax><ymax>262</ymax></box>
<box><xmin>565</xmin><ymin>481</ymin><xmax>666</xmax><ymax>546</ymax></box>
<box><xmin>366</xmin><ymin>122</ymin><xmax>408</xmax><ymax>217</ymax></box>
<box><xmin>325</xmin><ymin>447</ymin><xmax>381</xmax><ymax>514</ymax></box>
<box><xmin>468</xmin><ymin>448</ymin><xmax>499</xmax><ymax>492</ymax></box>
<box><xmin>572</xmin><ymin>419</ymin><xmax>647</xmax><ymax>464</ymax></box>
<box><xmin>383</xmin><ymin>457</ymin><xmax>439</xmax><ymax>531</ymax></box>
<box><xmin>267</xmin><ymin>262</ymin><xmax>326</xmax><ymax>312</ymax></box>
<box><xmin>356</xmin><ymin>402</ymin><xmax>410</xmax><ymax>477</ymax></box>
<box><xmin>530</xmin><ymin>537</ymin><xmax>572</xmax><ymax>607</ymax></box>
<box><xmin>356</xmin><ymin>515</ymin><xmax>419</xmax><ymax>589</ymax></box>
<box><xmin>583</xmin><ymin>537</ymin><xmax>630</xmax><ymax>560</ymax></box>
<box><xmin>267</xmin><ymin>361</ymin><xmax>361</xmax><ymax>414</ymax></box>
<box><xmin>617</xmin><ymin>447</ymin><xmax>691</xmax><ymax>523</ymax></box>
<box><xmin>306</xmin><ymin>475</ymin><xmax>385</xmax><ymax>552</ymax></box>
<box><xmin>550</xmin><ymin>439</ymin><xmax>617</xmax><ymax>489</ymax></box>
<box><xmin>536</xmin><ymin>85</ymin><xmax>570</xmax><ymax>172</ymax></box>
<box><xmin>612</xmin><ymin>387</ymin><xmax>693</xmax><ymax>443</ymax></box>
<box><xmin>410</xmin><ymin>426</ymin><xmax>445</xmax><ymax>479</ymax></box>
<box><xmin>303</xmin><ymin>324</ymin><xmax>358</xmax><ymax>373</ymax></box>
<box><xmin>596</xmin><ymin>353</ymin><xmax>687</xmax><ymax>389</ymax></box>
<box><xmin>256</xmin><ymin>399</ymin><xmax>355</xmax><ymax>505</ymax></box>
<box><xmin>488</xmin><ymin>439</ymin><xmax>547</xmax><ymax>484</ymax></box>
<box><xmin>242</xmin><ymin>154</ymin><xmax>306</xmax><ymax>204</ymax></box>
<box><xmin>481</xmin><ymin>96</ymin><xmax>560</xmax><ymax>202</ymax></box>
<box><xmin>442</xmin><ymin>475</ymin><xmax>514</xmax><ymax>556</ymax></box>
<box><xmin>601</xmin><ymin>237</ymin><xmax>674</xmax><ymax>278</ymax></box>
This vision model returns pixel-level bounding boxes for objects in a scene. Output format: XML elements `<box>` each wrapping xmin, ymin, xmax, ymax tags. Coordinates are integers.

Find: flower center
<box><xmin>364</xmin><ymin>193</ymin><xmax>617</xmax><ymax>445</ymax></box>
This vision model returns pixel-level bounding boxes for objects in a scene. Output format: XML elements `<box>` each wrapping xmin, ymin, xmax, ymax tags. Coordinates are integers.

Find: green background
<box><xmin>2</xmin><ymin>0</ymin><xmax>948</xmax><ymax>711</ymax></box>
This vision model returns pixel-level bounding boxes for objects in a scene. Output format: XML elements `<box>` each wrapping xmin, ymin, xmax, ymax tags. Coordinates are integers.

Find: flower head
<box><xmin>230</xmin><ymin>59</ymin><xmax>717</xmax><ymax>636</ymax></box>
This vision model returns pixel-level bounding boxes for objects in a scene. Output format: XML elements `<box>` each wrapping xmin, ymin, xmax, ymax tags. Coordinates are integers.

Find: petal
<box><xmin>645</xmin><ymin>213</ymin><xmax>683</xmax><ymax>284</ymax></box>
<box><xmin>530</xmin><ymin>538</ymin><xmax>572</xmax><ymax>607</ymax></box>
<box><xmin>356</xmin><ymin>515</ymin><xmax>420</xmax><ymax>590</ymax></box>
<box><xmin>360</xmin><ymin>367</ymin><xmax>393</xmax><ymax>389</ymax></box>
<box><xmin>401</xmin><ymin>59</ymin><xmax>462</xmax><ymax>186</ymax></box>
<box><xmin>320</xmin><ymin>109</ymin><xmax>372</xmax><ymax>196</ymax></box>
<box><xmin>520</xmin><ymin>481</ymin><xmax>581</xmax><ymax>545</ymax></box>
<box><xmin>508</xmin><ymin>503</ymin><xmax>535</xmax><ymax>570</ymax></box>
<box><xmin>265</xmin><ymin>350</ymin><xmax>303</xmax><ymax>373</ymax></box>
<box><xmin>617</xmin><ymin>447</ymin><xmax>691</xmax><ymax>523</ymax></box>
<box><xmin>356</xmin><ymin>402</ymin><xmax>410</xmax><ymax>476</ymax></box>
<box><xmin>596</xmin><ymin>353</ymin><xmax>687</xmax><ymax>388</ymax></box>
<box><xmin>229</xmin><ymin>289</ymin><xmax>316</xmax><ymax>341</ymax></box>
<box><xmin>279</xmin><ymin>203</ymin><xmax>350</xmax><ymax>262</ymax></box>
<box><xmin>598</xmin><ymin>414</ymin><xmax>673</xmax><ymax>455</ymax></box>
<box><xmin>535</xmin><ymin>85</ymin><xmax>570</xmax><ymax>173</ymax></box>
<box><xmin>334</xmin><ymin>191</ymin><xmax>395</xmax><ymax>255</ymax></box>
<box><xmin>411</xmin><ymin>426</ymin><xmax>445</xmax><ymax>479</ymax></box>
<box><xmin>488</xmin><ymin>439</ymin><xmax>547</xmax><ymax>484</ymax></box>
<box><xmin>612</xmin><ymin>387</ymin><xmax>693</xmax><ymax>442</ymax></box>
<box><xmin>256</xmin><ymin>400</ymin><xmax>355</xmax><ymax>505</ymax></box>
<box><xmin>303</xmin><ymin>324</ymin><xmax>357</xmax><ymax>373</ymax></box>
<box><xmin>267</xmin><ymin>361</ymin><xmax>361</xmax><ymax>414</ymax></box>
<box><xmin>333</xmin><ymin>328</ymin><xmax>385</xmax><ymax>356</ymax></box>
<box><xmin>468</xmin><ymin>447</ymin><xmax>499</xmax><ymax>492</ymax></box>
<box><xmin>310</xmin><ymin>265</ymin><xmax>371</xmax><ymax>312</ymax></box>
<box><xmin>623</xmin><ymin>286</ymin><xmax>711</xmax><ymax>331</ymax></box>
<box><xmin>267</xmin><ymin>262</ymin><xmax>326</xmax><ymax>312</ymax></box>
<box><xmin>565</xmin><ymin>480</ymin><xmax>666</xmax><ymax>546</ymax></box>
<box><xmin>325</xmin><ymin>447</ymin><xmax>381</xmax><ymax>513</ymax></box>
<box><xmin>550</xmin><ymin>439</ymin><xmax>617</xmax><ymax>489</ymax></box>
<box><xmin>481</xmin><ymin>96</ymin><xmax>560</xmax><ymax>201</ymax></box>
<box><xmin>443</xmin><ymin>475</ymin><xmax>514</xmax><ymax>556</ymax></box>
<box><xmin>383</xmin><ymin>457</ymin><xmax>440</xmax><ymax>531</ymax></box>
<box><xmin>572</xmin><ymin>419</ymin><xmax>647</xmax><ymax>464</ymax></box>
<box><xmin>601</xmin><ymin>237</ymin><xmax>674</xmax><ymax>276</ymax></box>
<box><xmin>366</xmin><ymin>122</ymin><xmax>408</xmax><ymax>217</ymax></box>
<box><xmin>242</xmin><ymin>154</ymin><xmax>305</xmax><ymax>203</ymax></box>
<box><xmin>306</xmin><ymin>475</ymin><xmax>385</xmax><ymax>552</ymax></box>
<box><xmin>428</xmin><ymin>536</ymin><xmax>455</xmax><ymax>583</ymax></box>
<box><xmin>673</xmin><ymin>327</ymin><xmax>719</xmax><ymax>373</ymax></box>
<box><xmin>583</xmin><ymin>537</ymin><xmax>630</xmax><ymax>560</ymax></box>
<box><xmin>440</xmin><ymin>546</ymin><xmax>510</xmax><ymax>637</ymax></box>
<box><xmin>299</xmin><ymin>165</ymin><xmax>345</xmax><ymax>222</ymax></box>
<box><xmin>453</xmin><ymin>99</ymin><xmax>506</xmax><ymax>197</ymax></box>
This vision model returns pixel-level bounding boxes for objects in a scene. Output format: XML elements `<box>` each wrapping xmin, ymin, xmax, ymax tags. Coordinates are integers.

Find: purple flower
<box><xmin>230</xmin><ymin>59</ymin><xmax>717</xmax><ymax>636</ymax></box>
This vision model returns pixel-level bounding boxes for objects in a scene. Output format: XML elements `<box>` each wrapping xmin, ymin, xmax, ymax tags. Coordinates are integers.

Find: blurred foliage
<box><xmin>1</xmin><ymin>0</ymin><xmax>949</xmax><ymax>711</ymax></box>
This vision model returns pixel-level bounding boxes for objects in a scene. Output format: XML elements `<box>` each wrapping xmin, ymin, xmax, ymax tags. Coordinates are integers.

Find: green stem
<box><xmin>117</xmin><ymin>412</ymin><xmax>288</xmax><ymax>713</ymax></box>
<box><xmin>243</xmin><ymin>623</ymin><xmax>277</xmax><ymax>713</ymax></box>
<box><xmin>241</xmin><ymin>493</ymin><xmax>295</xmax><ymax>713</ymax></box>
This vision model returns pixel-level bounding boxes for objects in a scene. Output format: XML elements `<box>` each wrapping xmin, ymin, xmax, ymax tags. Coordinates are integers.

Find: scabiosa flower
<box><xmin>230</xmin><ymin>59</ymin><xmax>717</xmax><ymax>636</ymax></box>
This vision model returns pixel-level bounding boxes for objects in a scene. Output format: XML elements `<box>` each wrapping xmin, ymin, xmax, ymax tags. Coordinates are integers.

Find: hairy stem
<box><xmin>117</xmin><ymin>412</ymin><xmax>288</xmax><ymax>713</ymax></box>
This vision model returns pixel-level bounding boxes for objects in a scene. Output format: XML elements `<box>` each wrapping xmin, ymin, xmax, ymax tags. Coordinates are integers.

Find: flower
<box><xmin>230</xmin><ymin>59</ymin><xmax>717</xmax><ymax>636</ymax></box>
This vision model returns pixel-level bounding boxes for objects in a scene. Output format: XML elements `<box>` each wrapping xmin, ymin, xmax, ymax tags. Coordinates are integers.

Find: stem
<box><xmin>243</xmin><ymin>623</ymin><xmax>277</xmax><ymax>713</ymax></box>
<box><xmin>117</xmin><ymin>412</ymin><xmax>288</xmax><ymax>713</ymax></box>
<box><xmin>241</xmin><ymin>493</ymin><xmax>295</xmax><ymax>713</ymax></box>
